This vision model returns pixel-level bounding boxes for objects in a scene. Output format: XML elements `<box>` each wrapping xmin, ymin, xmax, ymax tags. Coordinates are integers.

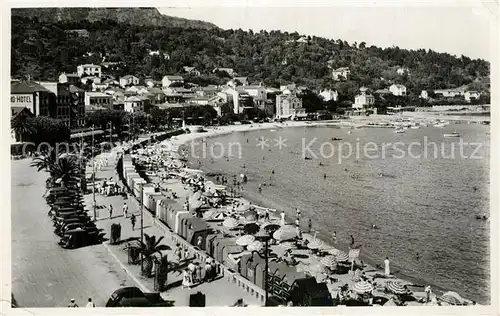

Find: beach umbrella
<box><xmin>236</xmin><ymin>235</ymin><xmax>255</xmax><ymax>246</ymax></box>
<box><xmin>386</xmin><ymin>281</ymin><xmax>407</xmax><ymax>295</ymax></box>
<box><xmin>309</xmin><ymin>263</ymin><xmax>328</xmax><ymax>274</ymax></box>
<box><xmin>273</xmin><ymin>225</ymin><xmax>297</xmax><ymax>242</ymax></box>
<box><xmin>247</xmin><ymin>240</ymin><xmax>263</xmax><ymax>252</ymax></box>
<box><xmin>236</xmin><ymin>204</ymin><xmax>251</xmax><ymax>213</ymax></box>
<box><xmin>262</xmin><ymin>223</ymin><xmax>281</xmax><ymax>234</ymax></box>
<box><xmin>243</xmin><ymin>223</ymin><xmax>260</xmax><ymax>235</ymax></box>
<box><xmin>352</xmin><ymin>281</ymin><xmax>374</xmax><ymax>294</ymax></box>
<box><xmin>335</xmin><ymin>251</ymin><xmax>349</xmax><ymax>262</ymax></box>
<box><xmin>223</xmin><ymin>217</ymin><xmax>240</xmax><ymax>229</ymax></box>
<box><xmin>308</xmin><ymin>239</ymin><xmax>324</xmax><ymax>250</ymax></box>
<box><xmin>243</xmin><ymin>209</ymin><xmax>258</xmax><ymax>223</ymax></box>
<box><xmin>440</xmin><ymin>291</ymin><xmax>463</xmax><ymax>306</ymax></box>
<box><xmin>320</xmin><ymin>255</ymin><xmax>337</xmax><ymax>267</ymax></box>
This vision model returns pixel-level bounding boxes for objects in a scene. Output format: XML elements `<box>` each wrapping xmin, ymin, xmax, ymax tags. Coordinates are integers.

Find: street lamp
<box><xmin>91</xmin><ymin>125</ymin><xmax>97</xmax><ymax>221</ymax></box>
<box><xmin>139</xmin><ymin>182</ymin><xmax>144</xmax><ymax>273</ymax></box>
<box><xmin>250</xmin><ymin>230</ymin><xmax>271</xmax><ymax>306</ymax></box>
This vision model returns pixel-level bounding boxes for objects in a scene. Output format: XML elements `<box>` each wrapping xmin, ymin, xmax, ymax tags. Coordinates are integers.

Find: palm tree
<box><xmin>49</xmin><ymin>154</ymin><xmax>81</xmax><ymax>188</ymax></box>
<box><xmin>31</xmin><ymin>151</ymin><xmax>57</xmax><ymax>174</ymax></box>
<box><xmin>126</xmin><ymin>234</ymin><xmax>170</xmax><ymax>277</ymax></box>
<box><xmin>11</xmin><ymin>117</ymin><xmax>36</xmax><ymax>143</ymax></box>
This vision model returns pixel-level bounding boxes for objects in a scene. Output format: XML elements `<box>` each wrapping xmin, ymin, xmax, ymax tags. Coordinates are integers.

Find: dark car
<box><xmin>106</xmin><ymin>287</ymin><xmax>173</xmax><ymax>307</ymax></box>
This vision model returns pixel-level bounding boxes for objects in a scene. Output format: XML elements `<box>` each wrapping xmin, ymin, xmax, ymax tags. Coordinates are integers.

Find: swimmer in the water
<box><xmin>319</xmin><ymin>162</ymin><xmax>323</xmax><ymax>166</ymax></box>
<box><xmin>416</xmin><ymin>253</ymin><xmax>420</xmax><ymax>260</ymax></box>
<box><xmin>473</xmin><ymin>186</ymin><xmax>478</xmax><ymax>191</ymax></box>
<box><xmin>324</xmin><ymin>173</ymin><xmax>327</xmax><ymax>179</ymax></box>
<box><xmin>271</xmin><ymin>170</ymin><xmax>275</xmax><ymax>174</ymax></box>
<box><xmin>372</xmin><ymin>224</ymin><xmax>377</xmax><ymax>229</ymax></box>
<box><xmin>379</xmin><ymin>173</ymin><xmax>383</xmax><ymax>178</ymax></box>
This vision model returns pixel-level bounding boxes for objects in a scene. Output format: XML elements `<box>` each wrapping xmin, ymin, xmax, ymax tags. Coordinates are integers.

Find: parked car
<box><xmin>106</xmin><ymin>287</ymin><xmax>173</xmax><ymax>307</ymax></box>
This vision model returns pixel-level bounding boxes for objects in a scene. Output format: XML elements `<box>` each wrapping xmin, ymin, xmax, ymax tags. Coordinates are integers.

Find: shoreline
<box><xmin>164</xmin><ymin>120</ymin><xmax>483</xmax><ymax>304</ymax></box>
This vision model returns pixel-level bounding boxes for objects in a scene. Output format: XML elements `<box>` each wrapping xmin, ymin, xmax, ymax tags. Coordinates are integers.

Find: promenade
<box><xmin>11</xmin><ymin>159</ymin><xmax>136</xmax><ymax>307</ymax></box>
<box><xmin>83</xmin><ymin>140</ymin><xmax>261</xmax><ymax>306</ymax></box>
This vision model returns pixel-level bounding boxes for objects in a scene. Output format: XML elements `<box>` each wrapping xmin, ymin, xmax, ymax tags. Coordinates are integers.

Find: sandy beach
<box><xmin>145</xmin><ymin>117</ymin><xmax>484</xmax><ymax>306</ymax></box>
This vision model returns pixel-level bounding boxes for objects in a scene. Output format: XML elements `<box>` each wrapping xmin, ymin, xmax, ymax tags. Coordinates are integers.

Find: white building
<box><xmin>420</xmin><ymin>90</ymin><xmax>429</xmax><ymax>99</ymax></box>
<box><xmin>224</xmin><ymin>87</ymin><xmax>253</xmax><ymax>114</ymax></box>
<box><xmin>162</xmin><ymin>75</ymin><xmax>184</xmax><ymax>88</ymax></box>
<box><xmin>319</xmin><ymin>89</ymin><xmax>338</xmax><ymax>102</ymax></box>
<box><xmin>397</xmin><ymin>67</ymin><xmax>409</xmax><ymax>75</ymax></box>
<box><xmin>84</xmin><ymin>91</ymin><xmax>112</xmax><ymax>107</ymax></box>
<box><xmin>464</xmin><ymin>91</ymin><xmax>481</xmax><ymax>102</ymax></box>
<box><xmin>58</xmin><ymin>73</ymin><xmax>80</xmax><ymax>84</ymax></box>
<box><xmin>244</xmin><ymin>85</ymin><xmax>267</xmax><ymax>107</ymax></box>
<box><xmin>332</xmin><ymin>67</ymin><xmax>350</xmax><ymax>81</ymax></box>
<box><xmin>124</xmin><ymin>96</ymin><xmax>148</xmax><ymax>113</ymax></box>
<box><xmin>389</xmin><ymin>84</ymin><xmax>407</xmax><ymax>96</ymax></box>
<box><xmin>77</xmin><ymin>64</ymin><xmax>102</xmax><ymax>78</ymax></box>
<box><xmin>120</xmin><ymin>75</ymin><xmax>140</xmax><ymax>88</ymax></box>
<box><xmin>275</xmin><ymin>93</ymin><xmax>305</xmax><ymax>119</ymax></box>
<box><xmin>353</xmin><ymin>87</ymin><xmax>375</xmax><ymax>114</ymax></box>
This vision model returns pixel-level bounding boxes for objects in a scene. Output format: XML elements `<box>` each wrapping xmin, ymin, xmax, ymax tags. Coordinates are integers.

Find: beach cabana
<box><xmin>214</xmin><ymin>237</ymin><xmax>237</xmax><ymax>262</ymax></box>
<box><xmin>206</xmin><ymin>233</ymin><xmax>223</xmax><ymax>257</ymax></box>
<box><xmin>150</xmin><ymin>195</ymin><xmax>164</xmax><ymax>215</ymax></box>
<box><xmin>126</xmin><ymin>173</ymin><xmax>140</xmax><ymax>189</ymax></box>
<box><xmin>289</xmin><ymin>277</ymin><xmax>333</xmax><ymax>306</ymax></box>
<box><xmin>222</xmin><ymin>244</ymin><xmax>245</xmax><ymax>268</ymax></box>
<box><xmin>268</xmin><ymin>263</ymin><xmax>308</xmax><ymax>303</ymax></box>
<box><xmin>141</xmin><ymin>185</ymin><xmax>156</xmax><ymax>207</ymax></box>
<box><xmin>132</xmin><ymin>177</ymin><xmax>147</xmax><ymax>199</ymax></box>
<box><xmin>246</xmin><ymin>252</ymin><xmax>267</xmax><ymax>288</ymax></box>
<box><xmin>176</xmin><ymin>211</ymin><xmax>191</xmax><ymax>236</ymax></box>
<box><xmin>165</xmin><ymin>200</ymin><xmax>181</xmax><ymax>229</ymax></box>
<box><xmin>186</xmin><ymin>217</ymin><xmax>210</xmax><ymax>250</ymax></box>
<box><xmin>239</xmin><ymin>253</ymin><xmax>253</xmax><ymax>280</ymax></box>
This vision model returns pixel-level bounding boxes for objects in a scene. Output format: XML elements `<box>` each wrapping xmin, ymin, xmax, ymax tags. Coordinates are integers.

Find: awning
<box><xmin>70</xmin><ymin>130</ymin><xmax>104</xmax><ymax>139</ymax></box>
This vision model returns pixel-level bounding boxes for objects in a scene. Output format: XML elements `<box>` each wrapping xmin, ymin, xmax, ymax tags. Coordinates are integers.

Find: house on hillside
<box><xmin>120</xmin><ymin>75</ymin><xmax>140</xmax><ymax>88</ymax></box>
<box><xmin>162</xmin><ymin>75</ymin><xmax>184</xmax><ymax>88</ymax></box>
<box><xmin>397</xmin><ymin>67</ymin><xmax>410</xmax><ymax>75</ymax></box>
<box><xmin>213</xmin><ymin>68</ymin><xmax>236</xmax><ymax>77</ymax></box>
<box><xmin>227</xmin><ymin>77</ymin><xmax>249</xmax><ymax>88</ymax></box>
<box><xmin>77</xmin><ymin>64</ymin><xmax>102</xmax><ymax>78</ymax></box>
<box><xmin>84</xmin><ymin>92</ymin><xmax>112</xmax><ymax>109</ymax></box>
<box><xmin>224</xmin><ymin>87</ymin><xmax>253</xmax><ymax>114</ymax></box>
<box><xmin>464</xmin><ymin>90</ymin><xmax>481</xmax><ymax>102</ymax></box>
<box><xmin>148</xmin><ymin>50</ymin><xmax>170</xmax><ymax>60</ymax></box>
<box><xmin>59</xmin><ymin>73</ymin><xmax>80</xmax><ymax>84</ymax></box>
<box><xmin>420</xmin><ymin>90</ymin><xmax>429</xmax><ymax>99</ymax></box>
<box><xmin>144</xmin><ymin>78</ymin><xmax>155</xmax><ymax>88</ymax></box>
<box><xmin>244</xmin><ymin>85</ymin><xmax>268</xmax><ymax>107</ymax></box>
<box><xmin>276</xmin><ymin>93</ymin><xmax>305</xmax><ymax>119</ymax></box>
<box><xmin>183</xmin><ymin>66</ymin><xmax>201</xmax><ymax>76</ymax></box>
<box><xmin>352</xmin><ymin>87</ymin><xmax>376</xmax><ymax>115</ymax></box>
<box><xmin>319</xmin><ymin>89</ymin><xmax>338</xmax><ymax>102</ymax></box>
<box><xmin>434</xmin><ymin>88</ymin><xmax>464</xmax><ymax>98</ymax></box>
<box><xmin>124</xmin><ymin>96</ymin><xmax>151</xmax><ymax>113</ymax></box>
<box><xmin>126</xmin><ymin>85</ymin><xmax>148</xmax><ymax>95</ymax></box>
<box><xmin>389</xmin><ymin>84</ymin><xmax>407</xmax><ymax>96</ymax></box>
<box><xmin>332</xmin><ymin>67</ymin><xmax>350</xmax><ymax>81</ymax></box>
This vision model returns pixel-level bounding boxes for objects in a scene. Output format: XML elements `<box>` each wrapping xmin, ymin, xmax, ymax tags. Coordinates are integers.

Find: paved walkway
<box><xmin>11</xmin><ymin>159</ymin><xmax>136</xmax><ymax>308</ymax></box>
<box><xmin>84</xmin><ymin>142</ymin><xmax>262</xmax><ymax>306</ymax></box>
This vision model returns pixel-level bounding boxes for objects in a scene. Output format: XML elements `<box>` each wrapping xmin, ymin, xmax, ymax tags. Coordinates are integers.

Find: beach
<box><xmin>151</xmin><ymin>115</ymin><xmax>489</xmax><ymax>305</ymax></box>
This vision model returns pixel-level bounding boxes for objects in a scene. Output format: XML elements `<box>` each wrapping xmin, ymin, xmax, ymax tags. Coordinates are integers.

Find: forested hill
<box><xmin>11</xmin><ymin>8</ymin><xmax>217</xmax><ymax>29</ymax></box>
<box><xmin>11</xmin><ymin>12</ymin><xmax>490</xmax><ymax>98</ymax></box>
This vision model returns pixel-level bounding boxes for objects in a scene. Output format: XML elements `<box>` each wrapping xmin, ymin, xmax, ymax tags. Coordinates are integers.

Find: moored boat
<box><xmin>443</xmin><ymin>132</ymin><xmax>460</xmax><ymax>138</ymax></box>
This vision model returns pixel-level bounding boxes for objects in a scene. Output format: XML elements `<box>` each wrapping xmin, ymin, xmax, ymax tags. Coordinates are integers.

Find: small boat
<box><xmin>304</xmin><ymin>156</ymin><xmax>312</xmax><ymax>160</ymax></box>
<box><xmin>443</xmin><ymin>132</ymin><xmax>460</xmax><ymax>138</ymax></box>
<box><xmin>348</xmin><ymin>131</ymin><xmax>352</xmax><ymax>134</ymax></box>
<box><xmin>434</xmin><ymin>123</ymin><xmax>445</xmax><ymax>128</ymax></box>
<box><xmin>331</xmin><ymin>137</ymin><xmax>342</xmax><ymax>141</ymax></box>
<box><xmin>270</xmin><ymin>129</ymin><xmax>276</xmax><ymax>132</ymax></box>
<box><xmin>394</xmin><ymin>128</ymin><xmax>405</xmax><ymax>134</ymax></box>
<box><xmin>410</xmin><ymin>125</ymin><xmax>420</xmax><ymax>129</ymax></box>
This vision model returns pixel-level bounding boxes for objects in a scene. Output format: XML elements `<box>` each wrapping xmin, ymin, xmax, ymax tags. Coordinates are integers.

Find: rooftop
<box><xmin>163</xmin><ymin>75</ymin><xmax>184</xmax><ymax>80</ymax></box>
<box><xmin>86</xmin><ymin>92</ymin><xmax>110</xmax><ymax>97</ymax></box>
<box><xmin>11</xmin><ymin>81</ymin><xmax>51</xmax><ymax>94</ymax></box>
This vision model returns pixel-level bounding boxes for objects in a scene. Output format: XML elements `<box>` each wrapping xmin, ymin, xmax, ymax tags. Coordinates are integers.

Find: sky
<box><xmin>158</xmin><ymin>4</ymin><xmax>494</xmax><ymax>60</ymax></box>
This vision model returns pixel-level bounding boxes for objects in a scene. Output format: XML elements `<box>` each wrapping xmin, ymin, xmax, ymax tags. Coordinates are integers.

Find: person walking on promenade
<box><xmin>425</xmin><ymin>285</ymin><xmax>432</xmax><ymax>303</ymax></box>
<box><xmin>205</xmin><ymin>260</ymin><xmax>212</xmax><ymax>282</ymax></box>
<box><xmin>210</xmin><ymin>261</ymin><xmax>217</xmax><ymax>281</ymax></box>
<box><xmin>109</xmin><ymin>204</ymin><xmax>113</xmax><ymax>219</ymax></box>
<box><xmin>264</xmin><ymin>209</ymin><xmax>270</xmax><ymax>221</ymax></box>
<box><xmin>296</xmin><ymin>208</ymin><xmax>301</xmax><ymax>218</ymax></box>
<box><xmin>350</xmin><ymin>235</ymin><xmax>355</xmax><ymax>247</ymax></box>
<box><xmin>68</xmin><ymin>298</ymin><xmax>78</xmax><ymax>307</ymax></box>
<box><xmin>308</xmin><ymin>219</ymin><xmax>312</xmax><ymax>233</ymax></box>
<box><xmin>332</xmin><ymin>231</ymin><xmax>337</xmax><ymax>244</ymax></box>
<box><xmin>122</xmin><ymin>203</ymin><xmax>128</xmax><ymax>218</ymax></box>
<box><xmin>86</xmin><ymin>298</ymin><xmax>95</xmax><ymax>308</ymax></box>
<box><xmin>174</xmin><ymin>244</ymin><xmax>183</xmax><ymax>262</ymax></box>
<box><xmin>130</xmin><ymin>214</ymin><xmax>136</xmax><ymax>231</ymax></box>
<box><xmin>384</xmin><ymin>257</ymin><xmax>390</xmax><ymax>276</ymax></box>
<box><xmin>280</xmin><ymin>211</ymin><xmax>285</xmax><ymax>226</ymax></box>
<box><xmin>295</xmin><ymin>217</ymin><xmax>300</xmax><ymax>227</ymax></box>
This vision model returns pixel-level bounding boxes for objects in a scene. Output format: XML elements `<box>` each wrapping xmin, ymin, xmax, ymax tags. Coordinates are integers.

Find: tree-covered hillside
<box><xmin>11</xmin><ymin>14</ymin><xmax>490</xmax><ymax>101</ymax></box>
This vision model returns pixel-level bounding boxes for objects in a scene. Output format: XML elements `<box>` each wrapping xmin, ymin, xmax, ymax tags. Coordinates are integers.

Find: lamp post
<box><xmin>91</xmin><ymin>125</ymin><xmax>97</xmax><ymax>221</ymax></box>
<box><xmin>251</xmin><ymin>231</ymin><xmax>271</xmax><ymax>306</ymax></box>
<box><xmin>107</xmin><ymin>121</ymin><xmax>113</xmax><ymax>146</ymax></box>
<box><xmin>139</xmin><ymin>182</ymin><xmax>144</xmax><ymax>273</ymax></box>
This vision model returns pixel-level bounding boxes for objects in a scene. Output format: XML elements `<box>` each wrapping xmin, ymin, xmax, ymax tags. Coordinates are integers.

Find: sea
<box><xmin>186</xmin><ymin>122</ymin><xmax>490</xmax><ymax>304</ymax></box>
